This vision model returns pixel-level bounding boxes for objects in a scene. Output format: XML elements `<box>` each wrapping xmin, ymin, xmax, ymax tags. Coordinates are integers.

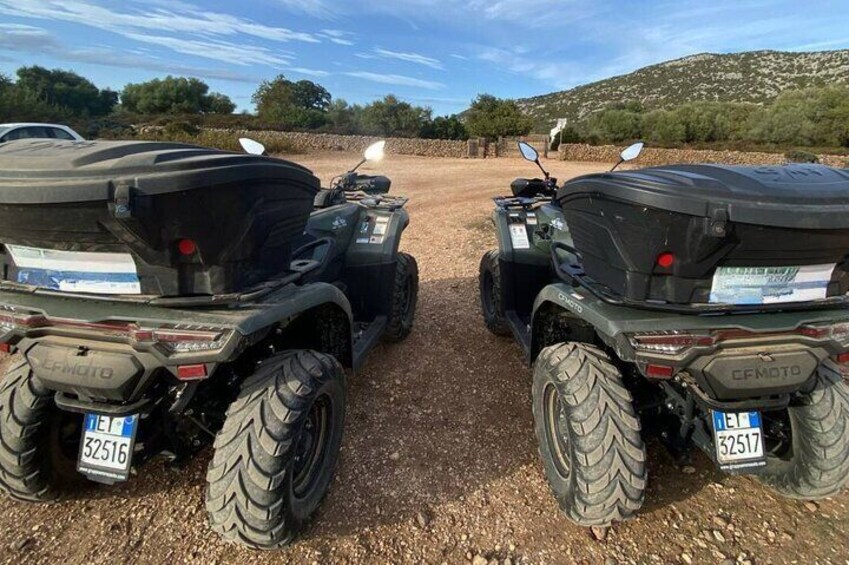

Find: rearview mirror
<box><xmin>518</xmin><ymin>141</ymin><xmax>539</xmax><ymax>163</ymax></box>
<box><xmin>364</xmin><ymin>140</ymin><xmax>386</xmax><ymax>162</ymax></box>
<box><xmin>620</xmin><ymin>142</ymin><xmax>644</xmax><ymax>162</ymax></box>
<box><xmin>239</xmin><ymin>138</ymin><xmax>266</xmax><ymax>156</ymax></box>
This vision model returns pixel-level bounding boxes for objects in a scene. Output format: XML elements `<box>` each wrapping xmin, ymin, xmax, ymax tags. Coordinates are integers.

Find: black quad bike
<box><xmin>0</xmin><ymin>137</ymin><xmax>418</xmax><ymax>548</ymax></box>
<box><xmin>480</xmin><ymin>141</ymin><xmax>849</xmax><ymax>526</ymax></box>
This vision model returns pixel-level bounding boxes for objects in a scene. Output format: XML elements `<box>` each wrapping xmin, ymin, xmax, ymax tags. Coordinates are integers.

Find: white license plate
<box><xmin>712</xmin><ymin>411</ymin><xmax>766</xmax><ymax>470</ymax></box>
<box><xmin>77</xmin><ymin>413</ymin><xmax>138</xmax><ymax>482</ymax></box>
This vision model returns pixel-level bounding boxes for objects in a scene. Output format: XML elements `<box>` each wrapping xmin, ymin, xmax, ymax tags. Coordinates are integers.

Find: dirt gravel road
<box><xmin>1</xmin><ymin>153</ymin><xmax>848</xmax><ymax>564</ymax></box>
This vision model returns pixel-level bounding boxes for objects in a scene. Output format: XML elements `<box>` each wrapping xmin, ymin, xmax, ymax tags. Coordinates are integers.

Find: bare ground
<box><xmin>1</xmin><ymin>153</ymin><xmax>847</xmax><ymax>565</ymax></box>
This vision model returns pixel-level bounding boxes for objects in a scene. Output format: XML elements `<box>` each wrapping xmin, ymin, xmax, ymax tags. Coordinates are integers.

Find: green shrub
<box><xmin>785</xmin><ymin>150</ymin><xmax>819</xmax><ymax>163</ymax></box>
<box><xmin>162</xmin><ymin>120</ymin><xmax>200</xmax><ymax>137</ymax></box>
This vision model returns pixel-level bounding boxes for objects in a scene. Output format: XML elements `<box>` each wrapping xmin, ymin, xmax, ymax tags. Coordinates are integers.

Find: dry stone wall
<box><xmin>227</xmin><ymin>130</ymin><xmax>469</xmax><ymax>158</ymax></box>
<box><xmin>177</xmin><ymin>128</ymin><xmax>848</xmax><ymax>166</ymax></box>
<box><xmin>558</xmin><ymin>143</ymin><xmax>848</xmax><ymax>168</ymax></box>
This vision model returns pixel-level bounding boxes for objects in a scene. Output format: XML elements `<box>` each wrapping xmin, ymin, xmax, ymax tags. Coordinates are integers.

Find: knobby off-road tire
<box><xmin>479</xmin><ymin>250</ymin><xmax>510</xmax><ymax>336</ymax></box>
<box><xmin>205</xmin><ymin>350</ymin><xmax>347</xmax><ymax>549</ymax></box>
<box><xmin>756</xmin><ymin>361</ymin><xmax>849</xmax><ymax>499</ymax></box>
<box><xmin>384</xmin><ymin>252</ymin><xmax>419</xmax><ymax>343</ymax></box>
<box><xmin>532</xmin><ymin>342</ymin><xmax>647</xmax><ymax>525</ymax></box>
<box><xmin>0</xmin><ymin>357</ymin><xmax>60</xmax><ymax>502</ymax></box>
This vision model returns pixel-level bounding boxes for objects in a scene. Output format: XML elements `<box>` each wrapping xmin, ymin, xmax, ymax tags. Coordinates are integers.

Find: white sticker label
<box><xmin>509</xmin><ymin>224</ymin><xmax>530</xmax><ymax>249</ymax></box>
<box><xmin>710</xmin><ymin>264</ymin><xmax>835</xmax><ymax>305</ymax></box>
<box><xmin>6</xmin><ymin>245</ymin><xmax>141</xmax><ymax>295</ymax></box>
<box><xmin>373</xmin><ymin>220</ymin><xmax>388</xmax><ymax>236</ymax></box>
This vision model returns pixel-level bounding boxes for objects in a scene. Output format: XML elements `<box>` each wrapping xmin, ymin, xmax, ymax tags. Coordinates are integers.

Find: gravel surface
<box><xmin>1</xmin><ymin>153</ymin><xmax>848</xmax><ymax>564</ymax></box>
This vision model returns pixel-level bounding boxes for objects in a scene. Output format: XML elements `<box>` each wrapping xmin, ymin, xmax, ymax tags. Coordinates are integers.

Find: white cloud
<box><xmin>286</xmin><ymin>67</ymin><xmax>331</xmax><ymax>78</ymax></box>
<box><xmin>476</xmin><ymin>46</ymin><xmax>581</xmax><ymax>89</ymax></box>
<box><xmin>0</xmin><ymin>24</ymin><xmax>260</xmax><ymax>83</ymax></box>
<box><xmin>344</xmin><ymin>71</ymin><xmax>445</xmax><ymax>90</ymax></box>
<box><xmin>0</xmin><ymin>0</ymin><xmax>325</xmax><ymax>70</ymax></box>
<box><xmin>373</xmin><ymin>47</ymin><xmax>443</xmax><ymax>70</ymax></box>
<box><xmin>274</xmin><ymin>0</ymin><xmax>333</xmax><ymax>18</ymax></box>
<box><xmin>120</xmin><ymin>32</ymin><xmax>292</xmax><ymax>67</ymax></box>
<box><xmin>0</xmin><ymin>0</ymin><xmax>320</xmax><ymax>43</ymax></box>
<box><xmin>319</xmin><ymin>29</ymin><xmax>356</xmax><ymax>46</ymax></box>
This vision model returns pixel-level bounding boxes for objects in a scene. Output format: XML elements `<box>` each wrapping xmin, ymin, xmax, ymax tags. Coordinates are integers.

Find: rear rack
<box><xmin>551</xmin><ymin>241</ymin><xmax>849</xmax><ymax>315</ymax></box>
<box><xmin>493</xmin><ymin>195</ymin><xmax>550</xmax><ymax>210</ymax></box>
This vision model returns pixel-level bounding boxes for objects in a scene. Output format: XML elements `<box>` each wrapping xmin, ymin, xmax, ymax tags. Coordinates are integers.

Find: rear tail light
<box><xmin>630</xmin><ymin>320</ymin><xmax>849</xmax><ymax>356</ymax></box>
<box><xmin>130</xmin><ymin>327</ymin><xmax>229</xmax><ymax>353</ymax></box>
<box><xmin>0</xmin><ymin>306</ymin><xmax>230</xmax><ymax>355</ymax></box>
<box><xmin>836</xmin><ymin>352</ymin><xmax>849</xmax><ymax>364</ymax></box>
<box><xmin>0</xmin><ymin>343</ymin><xmax>10</xmax><ymax>353</ymax></box>
<box><xmin>629</xmin><ymin>331</ymin><xmax>715</xmax><ymax>354</ymax></box>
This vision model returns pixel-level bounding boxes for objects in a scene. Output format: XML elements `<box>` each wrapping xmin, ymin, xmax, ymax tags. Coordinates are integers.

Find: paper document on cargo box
<box><xmin>6</xmin><ymin>245</ymin><xmax>141</xmax><ymax>295</ymax></box>
<box><xmin>709</xmin><ymin>264</ymin><xmax>835</xmax><ymax>305</ymax></box>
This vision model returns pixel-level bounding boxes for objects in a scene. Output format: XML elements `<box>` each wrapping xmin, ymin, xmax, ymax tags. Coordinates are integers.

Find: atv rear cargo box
<box><xmin>0</xmin><ymin>140</ymin><xmax>319</xmax><ymax>296</ymax></box>
<box><xmin>557</xmin><ymin>164</ymin><xmax>849</xmax><ymax>304</ymax></box>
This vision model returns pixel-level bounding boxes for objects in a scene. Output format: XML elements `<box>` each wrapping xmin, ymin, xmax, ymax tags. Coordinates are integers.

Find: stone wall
<box><xmin>226</xmin><ymin>130</ymin><xmax>469</xmax><ymax>158</ymax></box>
<box><xmin>558</xmin><ymin>143</ymin><xmax>848</xmax><ymax>168</ymax></box>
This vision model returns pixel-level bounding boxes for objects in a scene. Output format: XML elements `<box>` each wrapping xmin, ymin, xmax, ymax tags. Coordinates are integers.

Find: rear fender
<box><xmin>530</xmin><ymin>283</ymin><xmax>597</xmax><ymax>363</ymax></box>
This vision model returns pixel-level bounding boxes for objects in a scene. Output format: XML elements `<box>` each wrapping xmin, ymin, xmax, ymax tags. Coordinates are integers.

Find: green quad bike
<box><xmin>480</xmin><ymin>140</ymin><xmax>849</xmax><ymax>526</ymax></box>
<box><xmin>0</xmin><ymin>138</ymin><xmax>418</xmax><ymax>548</ymax></box>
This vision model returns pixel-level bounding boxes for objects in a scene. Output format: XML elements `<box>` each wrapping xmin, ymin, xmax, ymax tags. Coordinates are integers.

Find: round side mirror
<box><xmin>518</xmin><ymin>141</ymin><xmax>539</xmax><ymax>162</ymax></box>
<box><xmin>364</xmin><ymin>140</ymin><xmax>386</xmax><ymax>162</ymax></box>
<box><xmin>620</xmin><ymin>142</ymin><xmax>644</xmax><ymax>162</ymax></box>
<box><xmin>239</xmin><ymin>138</ymin><xmax>266</xmax><ymax>156</ymax></box>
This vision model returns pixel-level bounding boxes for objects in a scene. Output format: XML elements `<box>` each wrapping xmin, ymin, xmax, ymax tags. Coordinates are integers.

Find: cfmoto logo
<box><xmin>731</xmin><ymin>365</ymin><xmax>802</xmax><ymax>381</ymax></box>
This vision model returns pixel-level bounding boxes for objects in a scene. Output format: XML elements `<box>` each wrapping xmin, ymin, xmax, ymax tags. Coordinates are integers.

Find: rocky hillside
<box><xmin>518</xmin><ymin>50</ymin><xmax>849</xmax><ymax>131</ymax></box>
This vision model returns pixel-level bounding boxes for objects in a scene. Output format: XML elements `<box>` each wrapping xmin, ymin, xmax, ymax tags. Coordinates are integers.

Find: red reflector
<box><xmin>178</xmin><ymin>239</ymin><xmax>197</xmax><ymax>256</ymax></box>
<box><xmin>0</xmin><ymin>343</ymin><xmax>10</xmax><ymax>353</ymax></box>
<box><xmin>656</xmin><ymin>252</ymin><xmax>675</xmax><ymax>268</ymax></box>
<box><xmin>646</xmin><ymin>364</ymin><xmax>674</xmax><ymax>379</ymax></box>
<box><xmin>177</xmin><ymin>364</ymin><xmax>207</xmax><ymax>380</ymax></box>
<box><xmin>837</xmin><ymin>353</ymin><xmax>849</xmax><ymax>364</ymax></box>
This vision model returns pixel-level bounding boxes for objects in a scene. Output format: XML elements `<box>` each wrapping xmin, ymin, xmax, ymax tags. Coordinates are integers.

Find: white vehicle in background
<box><xmin>0</xmin><ymin>122</ymin><xmax>84</xmax><ymax>143</ymax></box>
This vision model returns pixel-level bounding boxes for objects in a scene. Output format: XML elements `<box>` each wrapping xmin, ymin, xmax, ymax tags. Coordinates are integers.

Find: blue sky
<box><xmin>0</xmin><ymin>0</ymin><xmax>848</xmax><ymax>115</ymax></box>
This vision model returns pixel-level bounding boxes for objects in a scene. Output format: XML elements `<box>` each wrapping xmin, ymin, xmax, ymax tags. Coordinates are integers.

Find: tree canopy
<box><xmin>359</xmin><ymin>95</ymin><xmax>432</xmax><ymax>138</ymax></box>
<box><xmin>464</xmin><ymin>94</ymin><xmax>533</xmax><ymax>139</ymax></box>
<box><xmin>15</xmin><ymin>66</ymin><xmax>117</xmax><ymax>117</ymax></box>
<box><xmin>121</xmin><ymin>76</ymin><xmax>235</xmax><ymax>115</ymax></box>
<box><xmin>252</xmin><ymin>75</ymin><xmax>331</xmax><ymax>129</ymax></box>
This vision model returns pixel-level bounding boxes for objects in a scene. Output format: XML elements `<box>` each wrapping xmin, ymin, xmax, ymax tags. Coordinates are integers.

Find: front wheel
<box><xmin>532</xmin><ymin>342</ymin><xmax>647</xmax><ymax>526</ymax></box>
<box><xmin>756</xmin><ymin>361</ymin><xmax>849</xmax><ymax>499</ymax></box>
<box><xmin>205</xmin><ymin>350</ymin><xmax>347</xmax><ymax>549</ymax></box>
<box><xmin>384</xmin><ymin>252</ymin><xmax>419</xmax><ymax>343</ymax></box>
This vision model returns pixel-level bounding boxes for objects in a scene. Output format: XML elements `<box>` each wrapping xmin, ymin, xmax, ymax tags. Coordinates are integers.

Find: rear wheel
<box><xmin>479</xmin><ymin>250</ymin><xmax>510</xmax><ymax>336</ymax></box>
<box><xmin>532</xmin><ymin>342</ymin><xmax>647</xmax><ymax>525</ymax></box>
<box><xmin>384</xmin><ymin>252</ymin><xmax>418</xmax><ymax>343</ymax></box>
<box><xmin>205</xmin><ymin>350</ymin><xmax>346</xmax><ymax>549</ymax></box>
<box><xmin>0</xmin><ymin>357</ymin><xmax>79</xmax><ymax>502</ymax></box>
<box><xmin>756</xmin><ymin>361</ymin><xmax>849</xmax><ymax>499</ymax></box>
